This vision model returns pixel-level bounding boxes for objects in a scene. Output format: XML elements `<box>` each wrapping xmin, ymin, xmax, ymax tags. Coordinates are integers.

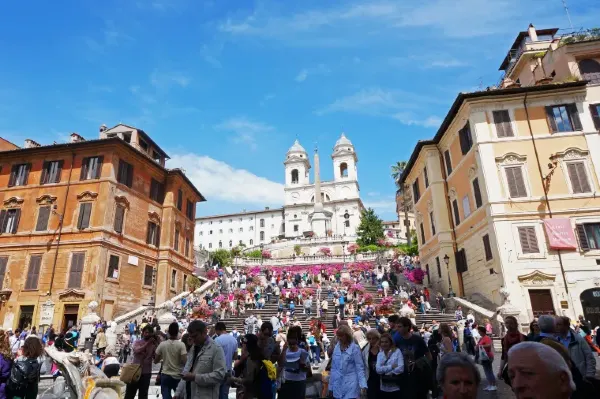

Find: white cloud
<box><xmin>215</xmin><ymin>117</ymin><xmax>275</xmax><ymax>150</ymax></box>
<box><xmin>150</xmin><ymin>70</ymin><xmax>191</xmax><ymax>89</ymax></box>
<box><xmin>317</xmin><ymin>87</ymin><xmax>417</xmax><ymax>116</ymax></box>
<box><xmin>364</xmin><ymin>199</ymin><xmax>397</xmax><ymax>214</ymax></box>
<box><xmin>294</xmin><ymin>64</ymin><xmax>330</xmax><ymax>82</ymax></box>
<box><xmin>295</xmin><ymin>69</ymin><xmax>308</xmax><ymax>82</ymax></box>
<box><xmin>168</xmin><ymin>153</ymin><xmax>284</xmax><ymax>206</ymax></box>
<box><xmin>427</xmin><ymin>59</ymin><xmax>467</xmax><ymax>68</ymax></box>
<box><xmin>260</xmin><ymin>93</ymin><xmax>276</xmax><ymax>107</ymax></box>
<box><xmin>83</xmin><ymin>20</ymin><xmax>134</xmax><ymax>54</ymax></box>
<box><xmin>393</xmin><ymin>114</ymin><xmax>442</xmax><ymax>128</ymax></box>
<box><xmin>367</xmin><ymin>192</ymin><xmax>380</xmax><ymax>197</ymax></box>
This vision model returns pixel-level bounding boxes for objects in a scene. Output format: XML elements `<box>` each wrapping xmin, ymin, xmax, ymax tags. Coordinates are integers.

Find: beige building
<box><xmin>399</xmin><ymin>25</ymin><xmax>600</xmax><ymax>326</ymax></box>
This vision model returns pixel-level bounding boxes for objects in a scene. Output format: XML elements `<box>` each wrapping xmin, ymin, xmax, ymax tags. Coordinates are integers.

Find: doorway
<box><xmin>18</xmin><ymin>305</ymin><xmax>34</xmax><ymax>330</ymax></box>
<box><xmin>62</xmin><ymin>304</ymin><xmax>79</xmax><ymax>332</ymax></box>
<box><xmin>580</xmin><ymin>288</ymin><xmax>600</xmax><ymax>328</ymax></box>
<box><xmin>529</xmin><ymin>289</ymin><xmax>555</xmax><ymax>316</ymax></box>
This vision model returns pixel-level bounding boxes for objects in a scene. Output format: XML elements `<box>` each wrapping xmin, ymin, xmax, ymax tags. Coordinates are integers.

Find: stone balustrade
<box><xmin>232</xmin><ymin>252</ymin><xmax>380</xmax><ymax>267</ymax></box>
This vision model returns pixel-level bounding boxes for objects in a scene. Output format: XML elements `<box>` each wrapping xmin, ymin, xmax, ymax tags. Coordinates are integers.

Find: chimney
<box><xmin>99</xmin><ymin>124</ymin><xmax>107</xmax><ymax>134</ymax></box>
<box><xmin>528</xmin><ymin>23</ymin><xmax>538</xmax><ymax>42</ymax></box>
<box><xmin>70</xmin><ymin>132</ymin><xmax>85</xmax><ymax>143</ymax></box>
<box><xmin>24</xmin><ymin>139</ymin><xmax>41</xmax><ymax>148</ymax></box>
<box><xmin>265</xmin><ymin>206</ymin><xmax>270</xmax><ymax>210</ymax></box>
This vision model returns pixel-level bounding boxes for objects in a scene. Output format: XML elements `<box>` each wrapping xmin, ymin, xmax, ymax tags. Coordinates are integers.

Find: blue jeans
<box><xmin>219</xmin><ymin>380</ymin><xmax>230</xmax><ymax>399</ymax></box>
<box><xmin>481</xmin><ymin>360</ymin><xmax>496</xmax><ymax>385</ymax></box>
<box><xmin>160</xmin><ymin>374</ymin><xmax>180</xmax><ymax>399</ymax></box>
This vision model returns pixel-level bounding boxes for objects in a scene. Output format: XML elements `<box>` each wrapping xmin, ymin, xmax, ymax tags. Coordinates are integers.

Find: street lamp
<box><xmin>343</xmin><ymin>211</ymin><xmax>350</xmax><ymax>236</ymax></box>
<box><xmin>342</xmin><ymin>240</ymin><xmax>349</xmax><ymax>270</ymax></box>
<box><xmin>443</xmin><ymin>254</ymin><xmax>456</xmax><ymax>298</ymax></box>
<box><xmin>260</xmin><ymin>243</ymin><xmax>264</xmax><ymax>267</ymax></box>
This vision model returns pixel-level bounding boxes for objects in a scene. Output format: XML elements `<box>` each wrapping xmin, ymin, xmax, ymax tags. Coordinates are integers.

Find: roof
<box><xmin>334</xmin><ymin>133</ymin><xmax>353</xmax><ymax>148</ymax></box>
<box><xmin>0</xmin><ymin>136</ymin><xmax>205</xmax><ymax>200</ymax></box>
<box><xmin>499</xmin><ymin>28</ymin><xmax>559</xmax><ymax>70</ymax></box>
<box><xmin>196</xmin><ymin>207</ymin><xmax>284</xmax><ymax>220</ymax></box>
<box><xmin>398</xmin><ymin>81</ymin><xmax>588</xmax><ymax>186</ymax></box>
<box><xmin>287</xmin><ymin>139</ymin><xmax>307</xmax><ymax>154</ymax></box>
<box><xmin>105</xmin><ymin>123</ymin><xmax>170</xmax><ymax>159</ymax></box>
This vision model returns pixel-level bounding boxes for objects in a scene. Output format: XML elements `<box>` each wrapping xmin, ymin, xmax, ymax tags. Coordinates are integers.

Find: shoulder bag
<box><xmin>120</xmin><ymin>363</ymin><xmax>142</xmax><ymax>384</ymax></box>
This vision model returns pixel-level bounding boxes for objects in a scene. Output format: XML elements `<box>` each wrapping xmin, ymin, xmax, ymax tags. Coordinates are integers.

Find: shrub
<box><xmin>246</xmin><ymin>249</ymin><xmax>263</xmax><ymax>258</ymax></box>
<box><xmin>294</xmin><ymin>244</ymin><xmax>302</xmax><ymax>255</ymax></box>
<box><xmin>318</xmin><ymin>247</ymin><xmax>332</xmax><ymax>256</ymax></box>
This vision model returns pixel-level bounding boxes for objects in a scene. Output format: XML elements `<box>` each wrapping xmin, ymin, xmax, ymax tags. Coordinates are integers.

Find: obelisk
<box><xmin>310</xmin><ymin>146</ymin><xmax>329</xmax><ymax>237</ymax></box>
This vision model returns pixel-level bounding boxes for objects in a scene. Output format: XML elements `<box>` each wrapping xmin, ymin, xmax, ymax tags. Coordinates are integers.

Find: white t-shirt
<box><xmin>103</xmin><ymin>356</ymin><xmax>120</xmax><ymax>366</ymax></box>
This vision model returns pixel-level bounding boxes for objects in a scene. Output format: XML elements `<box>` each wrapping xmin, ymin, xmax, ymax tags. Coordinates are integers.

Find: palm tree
<box><xmin>391</xmin><ymin>161</ymin><xmax>407</xmax><ymax>189</ymax></box>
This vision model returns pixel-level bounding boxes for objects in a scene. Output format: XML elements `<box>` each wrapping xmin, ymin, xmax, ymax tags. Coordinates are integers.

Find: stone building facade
<box><xmin>0</xmin><ymin>124</ymin><xmax>204</xmax><ymax>332</ymax></box>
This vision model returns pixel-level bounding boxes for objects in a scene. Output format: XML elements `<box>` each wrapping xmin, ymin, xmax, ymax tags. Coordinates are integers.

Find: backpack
<box><xmin>7</xmin><ymin>358</ymin><xmax>40</xmax><ymax>396</ymax></box>
<box><xmin>254</xmin><ymin>360</ymin><xmax>276</xmax><ymax>399</ymax></box>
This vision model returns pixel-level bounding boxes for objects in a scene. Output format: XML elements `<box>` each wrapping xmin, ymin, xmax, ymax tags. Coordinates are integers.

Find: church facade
<box><xmin>195</xmin><ymin>134</ymin><xmax>365</xmax><ymax>251</ymax></box>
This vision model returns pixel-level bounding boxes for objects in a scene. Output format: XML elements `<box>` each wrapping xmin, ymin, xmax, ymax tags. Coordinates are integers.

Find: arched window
<box><xmin>260</xmin><ymin>231</ymin><xmax>265</xmax><ymax>241</ymax></box>
<box><xmin>260</xmin><ymin>219</ymin><xmax>265</xmax><ymax>227</ymax></box>
<box><xmin>579</xmin><ymin>59</ymin><xmax>600</xmax><ymax>84</ymax></box>
<box><xmin>311</xmin><ymin>194</ymin><xmax>330</xmax><ymax>202</ymax></box>
<box><xmin>229</xmin><ymin>240</ymin><xmax>232</xmax><ymax>247</ymax></box>
<box><xmin>291</xmin><ymin>169</ymin><xmax>299</xmax><ymax>184</ymax></box>
<box><xmin>208</xmin><ymin>243</ymin><xmax>212</xmax><ymax>249</ymax></box>
<box><xmin>218</xmin><ymin>240</ymin><xmax>222</xmax><ymax>248</ymax></box>
<box><xmin>340</xmin><ymin>162</ymin><xmax>348</xmax><ymax>177</ymax></box>
<box><xmin>250</xmin><ymin>239</ymin><xmax>253</xmax><ymax>245</ymax></box>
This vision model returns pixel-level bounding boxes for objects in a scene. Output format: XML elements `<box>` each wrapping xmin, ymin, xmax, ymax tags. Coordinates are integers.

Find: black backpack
<box><xmin>7</xmin><ymin>358</ymin><xmax>40</xmax><ymax>395</ymax></box>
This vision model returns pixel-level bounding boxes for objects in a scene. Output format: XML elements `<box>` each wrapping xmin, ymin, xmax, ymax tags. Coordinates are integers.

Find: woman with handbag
<box><xmin>375</xmin><ymin>333</ymin><xmax>404</xmax><ymax>398</ymax></box>
<box><xmin>476</xmin><ymin>326</ymin><xmax>496</xmax><ymax>391</ymax></box>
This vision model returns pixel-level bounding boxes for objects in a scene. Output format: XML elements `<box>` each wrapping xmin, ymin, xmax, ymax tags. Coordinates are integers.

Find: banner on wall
<box><xmin>543</xmin><ymin>218</ymin><xmax>578</xmax><ymax>249</ymax></box>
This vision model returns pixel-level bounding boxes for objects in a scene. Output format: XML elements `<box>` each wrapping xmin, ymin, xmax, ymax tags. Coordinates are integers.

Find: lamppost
<box><xmin>260</xmin><ymin>243</ymin><xmax>264</xmax><ymax>267</ymax></box>
<box><xmin>342</xmin><ymin>240</ymin><xmax>348</xmax><ymax>270</ymax></box>
<box><xmin>444</xmin><ymin>254</ymin><xmax>456</xmax><ymax>298</ymax></box>
<box><xmin>343</xmin><ymin>211</ymin><xmax>350</xmax><ymax>236</ymax></box>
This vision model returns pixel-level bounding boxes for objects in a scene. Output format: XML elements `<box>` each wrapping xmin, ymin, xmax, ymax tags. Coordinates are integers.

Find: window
<box><xmin>590</xmin><ymin>104</ymin><xmax>600</xmax><ymax>130</ymax></box>
<box><xmin>171</xmin><ymin>269</ymin><xmax>177</xmax><ymax>289</ymax></box>
<box><xmin>24</xmin><ymin>255</ymin><xmax>41</xmax><ymax>290</ymax></box>
<box><xmin>425</xmin><ymin>264</ymin><xmax>430</xmax><ymax>285</ymax></box>
<box><xmin>144</xmin><ymin>265</ymin><xmax>154</xmax><ymax>286</ymax></box>
<box><xmin>185</xmin><ymin>238</ymin><xmax>190</xmax><ymax>257</ymax></box>
<box><xmin>0</xmin><ymin>257</ymin><xmax>8</xmax><ymax>289</ymax></box>
<box><xmin>174</xmin><ymin>228</ymin><xmax>180</xmax><ymax>252</ymax></box>
<box><xmin>505</xmin><ymin>166</ymin><xmax>528</xmax><ymax>198</ymax></box>
<box><xmin>229</xmin><ymin>219</ymin><xmax>232</xmax><ymax>223</ymax></box>
<box><xmin>436</xmin><ymin>257</ymin><xmax>441</xmax><ymax>278</ymax></box>
<box><xmin>186</xmin><ymin>200</ymin><xmax>194</xmax><ymax>220</ymax></box>
<box><xmin>518</xmin><ymin>226</ymin><xmax>539</xmax><ymax>254</ymax></box>
<box><xmin>345</xmin><ymin>220</ymin><xmax>350</xmax><ymax>227</ymax></box>
<box><xmin>80</xmin><ymin>156</ymin><xmax>103</xmax><ymax>180</ymax></box>
<box><xmin>229</xmin><ymin>240</ymin><xmax>232</xmax><ymax>247</ymax></box>
<box><xmin>492</xmin><ymin>110</ymin><xmax>514</xmax><ymax>137</ymax></box>
<box><xmin>183</xmin><ymin>274</ymin><xmax>187</xmax><ymax>290</ymax></box>
<box><xmin>208</xmin><ymin>243</ymin><xmax>212</xmax><ymax>249</ymax></box>
<box><xmin>36</xmin><ymin>206</ymin><xmax>51</xmax><ymax>231</ymax></box>
<box><xmin>566</xmin><ymin>162</ymin><xmax>592</xmax><ymax>194</ymax></box>
<box><xmin>458</xmin><ymin>123</ymin><xmax>473</xmax><ymax>155</ymax></box>
<box><xmin>294</xmin><ymin>225</ymin><xmax>299</xmax><ymax>232</ymax></box>
<box><xmin>249</xmin><ymin>239</ymin><xmax>253</xmax><ymax>245</ymax></box>
<box><xmin>424</xmin><ymin>167</ymin><xmax>429</xmax><ymax>188</ymax></box>
<box><xmin>68</xmin><ymin>252</ymin><xmax>85</xmax><ymax>288</ymax></box>
<box><xmin>578</xmin><ymin>59</ymin><xmax>600</xmax><ymax>84</ymax></box>
<box><xmin>219</xmin><ymin>229</ymin><xmax>223</xmax><ymax>234</ymax></box>
<box><xmin>117</xmin><ymin>160</ymin><xmax>134</xmax><ymax>187</ymax></box>
<box><xmin>249</xmin><ymin>226</ymin><xmax>254</xmax><ymax>231</ymax></box>
<box><xmin>420</xmin><ymin>223</ymin><xmax>425</xmax><ymax>244</ymax></box>
<box><xmin>114</xmin><ymin>205</ymin><xmax>125</xmax><ymax>233</ymax></box>
<box><xmin>260</xmin><ymin>219</ymin><xmax>265</xmax><ymax>228</ymax></box>
<box><xmin>473</xmin><ymin>178</ymin><xmax>483</xmax><ymax>208</ymax></box>
<box><xmin>228</xmin><ymin>228</ymin><xmax>233</xmax><ymax>233</ymax></box>
<box><xmin>462</xmin><ymin>195</ymin><xmax>471</xmax><ymax>218</ymax></box>
<box><xmin>444</xmin><ymin>150</ymin><xmax>452</xmax><ymax>175</ymax></box>
<box><xmin>77</xmin><ymin>203</ymin><xmax>92</xmax><ymax>229</ymax></box>
<box><xmin>219</xmin><ymin>241</ymin><xmax>222</xmax><ymax>248</ymax></box>
<box><xmin>545</xmin><ymin>104</ymin><xmax>582</xmax><ymax>133</ymax></box>
<box><xmin>455</xmin><ymin>248</ymin><xmax>468</xmax><ymax>273</ymax></box>
<box><xmin>146</xmin><ymin>222</ymin><xmax>160</xmax><ymax>246</ymax></box>
<box><xmin>0</xmin><ymin>209</ymin><xmax>21</xmax><ymax>234</ymax></box>
<box><xmin>577</xmin><ymin>223</ymin><xmax>600</xmax><ymax>251</ymax></box>
<box><xmin>412</xmin><ymin>178</ymin><xmax>421</xmax><ymax>202</ymax></box>
<box><xmin>483</xmin><ymin>234</ymin><xmax>493</xmax><ymax>261</ymax></box>
<box><xmin>340</xmin><ymin>162</ymin><xmax>348</xmax><ymax>177</ymax></box>
<box><xmin>150</xmin><ymin>178</ymin><xmax>165</xmax><ymax>203</ymax></box>
<box><xmin>140</xmin><ymin>139</ymin><xmax>149</xmax><ymax>151</ymax></box>
<box><xmin>430</xmin><ymin>211</ymin><xmax>436</xmax><ymax>235</ymax></box>
<box><xmin>271</xmin><ymin>224</ymin><xmax>274</xmax><ymax>229</ymax></box>
<box><xmin>40</xmin><ymin>160</ymin><xmax>63</xmax><ymax>184</ymax></box>
<box><xmin>199</xmin><ymin>231</ymin><xmax>203</xmax><ymax>236</ymax></box>
<box><xmin>260</xmin><ymin>231</ymin><xmax>265</xmax><ymax>241</ymax></box>
<box><xmin>107</xmin><ymin>255</ymin><xmax>119</xmax><ymax>278</ymax></box>
<box><xmin>8</xmin><ymin>163</ymin><xmax>30</xmax><ymax>187</ymax></box>
<box><xmin>209</xmin><ymin>230</ymin><xmax>212</xmax><ymax>235</ymax></box>
<box><xmin>452</xmin><ymin>199</ymin><xmax>460</xmax><ymax>226</ymax></box>
<box><xmin>291</xmin><ymin>169</ymin><xmax>299</xmax><ymax>184</ymax></box>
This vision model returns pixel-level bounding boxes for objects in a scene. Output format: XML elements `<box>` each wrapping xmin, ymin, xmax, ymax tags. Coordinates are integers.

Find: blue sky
<box><xmin>1</xmin><ymin>0</ymin><xmax>597</xmax><ymax>220</ymax></box>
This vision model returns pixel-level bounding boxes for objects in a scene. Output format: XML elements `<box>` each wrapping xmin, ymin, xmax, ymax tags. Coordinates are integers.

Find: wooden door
<box><xmin>529</xmin><ymin>289</ymin><xmax>555</xmax><ymax>316</ymax></box>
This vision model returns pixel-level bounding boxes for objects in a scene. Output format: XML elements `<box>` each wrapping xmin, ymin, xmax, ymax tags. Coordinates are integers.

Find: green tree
<box><xmin>211</xmin><ymin>249</ymin><xmax>232</xmax><ymax>267</ymax></box>
<box><xmin>186</xmin><ymin>275</ymin><xmax>202</xmax><ymax>292</ymax></box>
<box><xmin>391</xmin><ymin>161</ymin><xmax>407</xmax><ymax>189</ymax></box>
<box><xmin>356</xmin><ymin>208</ymin><xmax>385</xmax><ymax>246</ymax></box>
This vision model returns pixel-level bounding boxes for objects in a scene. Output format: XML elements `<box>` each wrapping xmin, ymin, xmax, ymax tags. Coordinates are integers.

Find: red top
<box><xmin>478</xmin><ymin>335</ymin><xmax>494</xmax><ymax>359</ymax></box>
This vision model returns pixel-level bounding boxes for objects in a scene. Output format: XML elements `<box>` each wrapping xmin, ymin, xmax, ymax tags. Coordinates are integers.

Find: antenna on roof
<box><xmin>562</xmin><ymin>0</ymin><xmax>574</xmax><ymax>30</ymax></box>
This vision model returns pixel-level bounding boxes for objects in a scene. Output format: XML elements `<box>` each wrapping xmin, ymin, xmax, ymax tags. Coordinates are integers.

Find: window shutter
<box><xmin>567</xmin><ymin>104</ymin><xmax>582</xmax><ymax>131</ymax></box>
<box><xmin>156</xmin><ymin>225</ymin><xmax>161</xmax><ymax>246</ymax></box>
<box><xmin>473</xmin><ymin>178</ymin><xmax>483</xmax><ymax>208</ymax></box>
<box><xmin>455</xmin><ymin>249</ymin><xmax>468</xmax><ymax>273</ymax></box>
<box><xmin>590</xmin><ymin>104</ymin><xmax>600</xmax><ymax>130</ymax></box>
<box><xmin>40</xmin><ymin>161</ymin><xmax>49</xmax><ymax>184</ymax></box>
<box><xmin>11</xmin><ymin>209</ymin><xmax>21</xmax><ymax>234</ymax></box>
<box><xmin>505</xmin><ymin>166</ymin><xmax>527</xmax><ymax>198</ymax></box>
<box><xmin>545</xmin><ymin>106</ymin><xmax>558</xmax><ymax>133</ymax></box>
<box><xmin>452</xmin><ymin>199</ymin><xmax>460</xmax><ymax>226</ymax></box>
<box><xmin>25</xmin><ymin>256</ymin><xmax>41</xmax><ymax>290</ymax></box>
<box><xmin>114</xmin><ymin>206</ymin><xmax>125</xmax><ymax>233</ymax></box>
<box><xmin>0</xmin><ymin>210</ymin><xmax>6</xmax><ymax>233</ymax></box>
<box><xmin>501</xmin><ymin>111</ymin><xmax>514</xmax><ymax>137</ymax></box>
<box><xmin>68</xmin><ymin>253</ymin><xmax>84</xmax><ymax>288</ymax></box>
<box><xmin>126</xmin><ymin>163</ymin><xmax>133</xmax><ymax>187</ymax></box>
<box><xmin>420</xmin><ymin>223</ymin><xmax>425</xmax><ymax>243</ymax></box>
<box><xmin>95</xmin><ymin>156</ymin><xmax>104</xmax><ymax>179</ymax></box>
<box><xmin>0</xmin><ymin>257</ymin><xmax>7</xmax><ymax>289</ymax></box>
<box><xmin>146</xmin><ymin>222</ymin><xmax>153</xmax><ymax>244</ymax></box>
<box><xmin>483</xmin><ymin>234</ymin><xmax>493</xmax><ymax>261</ymax></box>
<box><xmin>78</xmin><ymin>203</ymin><xmax>91</xmax><ymax>229</ymax></box>
<box><xmin>444</xmin><ymin>150</ymin><xmax>452</xmax><ymax>175</ymax></box>
<box><xmin>576</xmin><ymin>224</ymin><xmax>590</xmax><ymax>251</ymax></box>
<box><xmin>493</xmin><ymin>110</ymin><xmax>513</xmax><ymax>137</ymax></box>
<box><xmin>8</xmin><ymin>165</ymin><xmax>17</xmax><ymax>187</ymax></box>
<box><xmin>80</xmin><ymin>157</ymin><xmax>88</xmax><ymax>180</ymax></box>
<box><xmin>144</xmin><ymin>265</ymin><xmax>153</xmax><ymax>286</ymax></box>
<box><xmin>518</xmin><ymin>226</ymin><xmax>539</xmax><ymax>254</ymax></box>
<box><xmin>174</xmin><ymin>230</ymin><xmax>180</xmax><ymax>251</ymax></box>
<box><xmin>23</xmin><ymin>164</ymin><xmax>31</xmax><ymax>185</ymax></box>
<box><xmin>567</xmin><ymin>162</ymin><xmax>591</xmax><ymax>193</ymax></box>
<box><xmin>36</xmin><ymin>206</ymin><xmax>50</xmax><ymax>231</ymax></box>
<box><xmin>55</xmin><ymin>160</ymin><xmax>64</xmax><ymax>183</ymax></box>
<box><xmin>436</xmin><ymin>257</ymin><xmax>441</xmax><ymax>278</ymax></box>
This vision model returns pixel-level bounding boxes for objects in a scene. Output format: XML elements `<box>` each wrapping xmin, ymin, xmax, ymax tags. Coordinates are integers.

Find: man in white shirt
<box><xmin>215</xmin><ymin>322</ymin><xmax>239</xmax><ymax>399</ymax></box>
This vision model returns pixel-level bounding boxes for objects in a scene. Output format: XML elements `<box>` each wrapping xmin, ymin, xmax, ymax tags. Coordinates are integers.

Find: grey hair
<box><xmin>436</xmin><ymin>352</ymin><xmax>481</xmax><ymax>386</ymax></box>
<box><xmin>188</xmin><ymin>320</ymin><xmax>207</xmax><ymax>334</ymax></box>
<box><xmin>365</xmin><ymin>329</ymin><xmax>380</xmax><ymax>340</ymax></box>
<box><xmin>507</xmin><ymin>342</ymin><xmax>575</xmax><ymax>391</ymax></box>
<box><xmin>537</xmin><ymin>315</ymin><xmax>556</xmax><ymax>334</ymax></box>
